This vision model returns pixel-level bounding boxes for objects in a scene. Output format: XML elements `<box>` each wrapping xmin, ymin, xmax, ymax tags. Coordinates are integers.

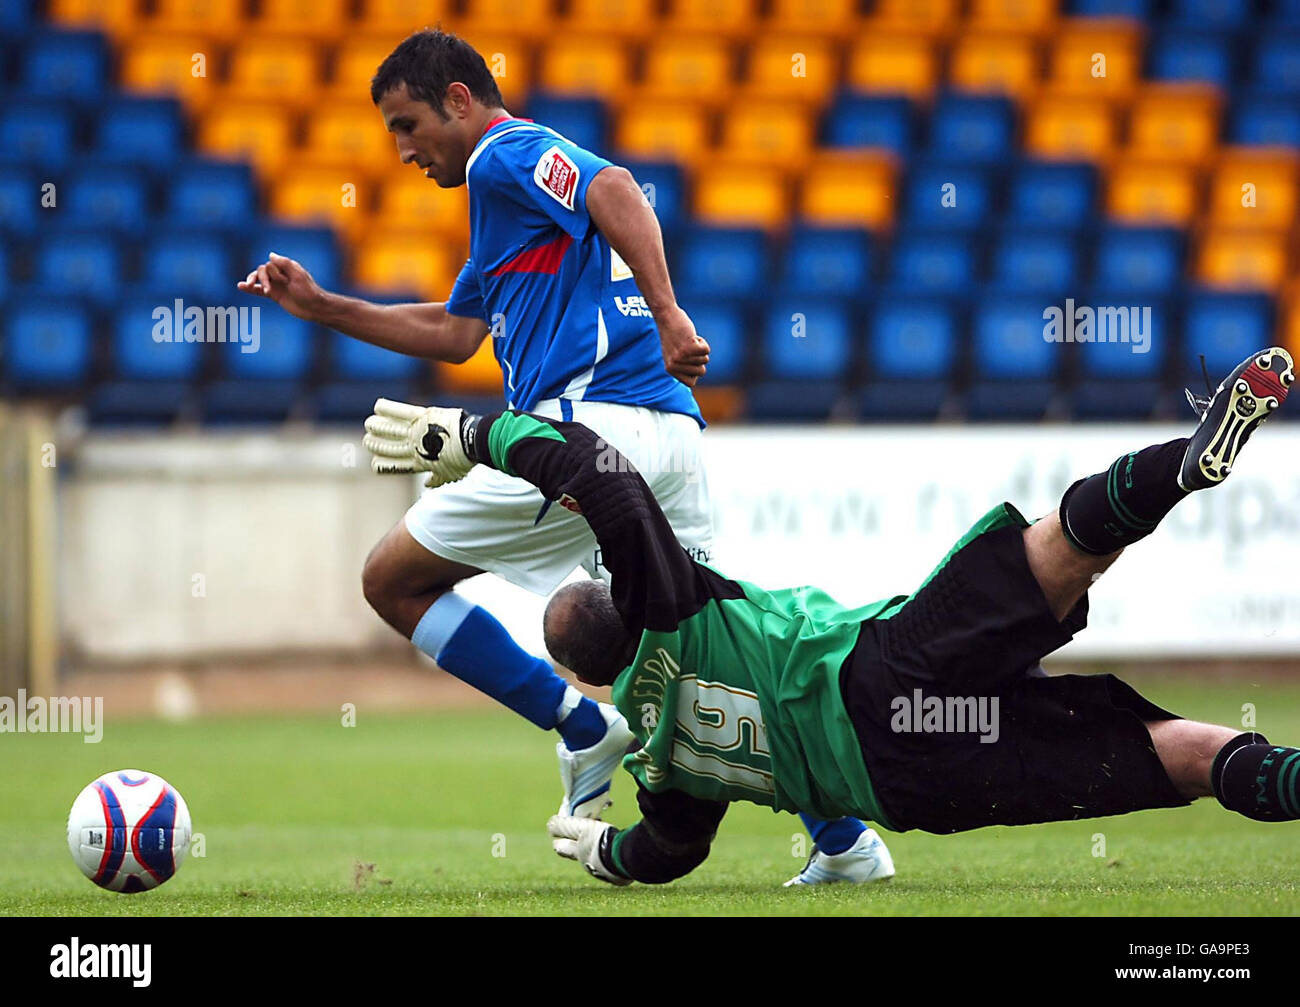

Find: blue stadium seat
<box><xmin>1230</xmin><ymin>96</ymin><xmax>1300</xmax><ymax>147</ymax></box>
<box><xmin>888</xmin><ymin>231</ymin><xmax>977</xmax><ymax>293</ymax></box>
<box><xmin>3</xmin><ymin>298</ymin><xmax>93</xmax><ymax>388</ymax></box>
<box><xmin>0</xmin><ymin>0</ymin><xmax>34</xmax><ymax>30</ymax></box>
<box><xmin>823</xmin><ymin>93</ymin><xmax>915</xmax><ymax>154</ymax></box>
<box><xmin>166</xmin><ymin>159</ymin><xmax>258</xmax><ymax>229</ymax></box>
<box><xmin>20</xmin><ymin>30</ymin><xmax>108</xmax><ymax>96</ymax></box>
<box><xmin>246</xmin><ymin>226</ymin><xmax>342</xmax><ymax>290</ymax></box>
<box><xmin>680</xmin><ymin>300</ymin><xmax>747</xmax><ymax>384</ymax></box>
<box><xmin>525</xmin><ymin>94</ymin><xmax>608</xmax><ymax>156</ymax></box>
<box><xmin>141</xmin><ymin>231</ymin><xmax>233</xmax><ymax>299</ymax></box>
<box><xmin>762</xmin><ymin>300</ymin><xmax>853</xmax><ymax>381</ymax></box>
<box><xmin>1182</xmin><ymin>292</ymin><xmax>1276</xmax><ymax>378</ymax></box>
<box><xmin>778</xmin><ymin>227</ymin><xmax>872</xmax><ymax>299</ymax></box>
<box><xmin>1005</xmin><ymin>162</ymin><xmax>1096</xmax><ymax>229</ymax></box>
<box><xmin>622</xmin><ymin>160</ymin><xmax>686</xmax><ymax>235</ymax></box>
<box><xmin>88</xmin><ymin>381</ymin><xmax>195</xmax><ymax>426</ymax></box>
<box><xmin>64</xmin><ymin>168</ymin><xmax>151</xmax><ymax>233</ymax></box>
<box><xmin>902</xmin><ymin>161</ymin><xmax>997</xmax><ymax>230</ymax></box>
<box><xmin>111</xmin><ymin>298</ymin><xmax>205</xmax><ymax>380</ymax></box>
<box><xmin>330</xmin><ymin>330</ymin><xmax>423</xmax><ymax>381</ymax></box>
<box><xmin>1075</xmin><ymin>295</ymin><xmax>1170</xmax><ymax>378</ymax></box>
<box><xmin>93</xmin><ymin>97</ymin><xmax>185</xmax><ymax>165</ymax></box>
<box><xmin>1092</xmin><ymin>227</ymin><xmax>1184</xmax><ymax>294</ymax></box>
<box><xmin>673</xmin><ymin>227</ymin><xmax>768</xmax><ymax>300</ymax></box>
<box><xmin>221</xmin><ymin>307</ymin><xmax>315</xmax><ymax>380</ymax></box>
<box><xmin>0</xmin><ymin>103</ymin><xmax>75</xmax><ymax>167</ymax></box>
<box><xmin>314</xmin><ymin>380</ymin><xmax>421</xmax><ymax>423</ymax></box>
<box><xmin>1066</xmin><ymin>0</ymin><xmax>1153</xmax><ymax>14</ymax></box>
<box><xmin>745</xmin><ymin>381</ymin><xmax>842</xmax><ymax>421</ymax></box>
<box><xmin>867</xmin><ymin>297</ymin><xmax>958</xmax><ymax>379</ymax></box>
<box><xmin>203</xmin><ymin>380</ymin><xmax>303</xmax><ymax>424</ymax></box>
<box><xmin>990</xmin><ymin>230</ymin><xmax>1081</xmax><ymax>292</ymax></box>
<box><xmin>1148</xmin><ymin>31</ymin><xmax>1234</xmax><ymax>87</ymax></box>
<box><xmin>0</xmin><ymin>245</ymin><xmax>9</xmax><ymax>302</ymax></box>
<box><xmin>926</xmin><ymin>95</ymin><xmax>1016</xmax><ymax>165</ymax></box>
<box><xmin>1274</xmin><ymin>0</ymin><xmax>1300</xmax><ymax>26</ymax></box>
<box><xmin>968</xmin><ymin>294</ymin><xmax>1061</xmax><ymax>419</ymax></box>
<box><xmin>1254</xmin><ymin>34</ymin><xmax>1300</xmax><ymax>94</ymax></box>
<box><xmin>1166</xmin><ymin>0</ymin><xmax>1251</xmax><ymax>25</ymax></box>
<box><xmin>36</xmin><ymin>232</ymin><xmax>122</xmax><ymax>302</ymax></box>
<box><xmin>0</xmin><ymin>168</ymin><xmax>39</xmax><ymax>235</ymax></box>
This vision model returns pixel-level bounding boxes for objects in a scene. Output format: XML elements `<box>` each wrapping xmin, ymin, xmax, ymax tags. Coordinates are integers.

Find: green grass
<box><xmin>3</xmin><ymin>675</ymin><xmax>1299</xmax><ymax>916</ymax></box>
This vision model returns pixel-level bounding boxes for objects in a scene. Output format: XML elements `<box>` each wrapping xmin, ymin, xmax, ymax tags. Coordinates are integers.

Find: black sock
<box><xmin>1211</xmin><ymin>732</ymin><xmax>1300</xmax><ymax>822</ymax></box>
<box><xmin>1058</xmin><ymin>438</ymin><xmax>1190</xmax><ymax>556</ymax></box>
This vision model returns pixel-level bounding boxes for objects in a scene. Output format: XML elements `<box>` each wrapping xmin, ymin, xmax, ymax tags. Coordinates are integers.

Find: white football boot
<box><xmin>784</xmin><ymin>827</ymin><xmax>896</xmax><ymax>886</ymax></box>
<box><xmin>556</xmin><ymin>703</ymin><xmax>636</xmax><ymax>819</ymax></box>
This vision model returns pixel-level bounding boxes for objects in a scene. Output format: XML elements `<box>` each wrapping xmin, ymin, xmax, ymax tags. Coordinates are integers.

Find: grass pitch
<box><xmin>2</xmin><ymin>674</ymin><xmax>1298</xmax><ymax>916</ymax></box>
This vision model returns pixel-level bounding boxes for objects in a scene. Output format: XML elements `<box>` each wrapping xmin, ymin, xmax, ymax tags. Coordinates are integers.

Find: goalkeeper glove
<box><xmin>547</xmin><ymin>815</ymin><xmax>632</xmax><ymax>886</ymax></box>
<box><xmin>362</xmin><ymin>398</ymin><xmax>477</xmax><ymax>488</ymax></box>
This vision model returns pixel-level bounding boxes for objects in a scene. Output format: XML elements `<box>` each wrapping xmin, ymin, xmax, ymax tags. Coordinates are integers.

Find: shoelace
<box><xmin>1183</xmin><ymin>354</ymin><xmax>1215</xmax><ymax>418</ymax></box>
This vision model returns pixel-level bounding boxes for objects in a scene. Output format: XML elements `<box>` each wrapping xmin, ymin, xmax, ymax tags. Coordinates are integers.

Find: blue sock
<box><xmin>412</xmin><ymin>594</ymin><xmax>606</xmax><ymax>748</ymax></box>
<box><xmin>798</xmin><ymin>814</ymin><xmax>867</xmax><ymax>855</ymax></box>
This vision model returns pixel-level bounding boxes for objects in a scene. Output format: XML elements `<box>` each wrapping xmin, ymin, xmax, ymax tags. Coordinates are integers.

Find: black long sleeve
<box><xmin>600</xmin><ymin>782</ymin><xmax>728</xmax><ymax>884</ymax></box>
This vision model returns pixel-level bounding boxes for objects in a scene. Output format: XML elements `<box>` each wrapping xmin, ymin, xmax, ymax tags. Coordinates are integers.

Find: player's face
<box><xmin>378</xmin><ymin>83</ymin><xmax>472</xmax><ymax>188</ymax></box>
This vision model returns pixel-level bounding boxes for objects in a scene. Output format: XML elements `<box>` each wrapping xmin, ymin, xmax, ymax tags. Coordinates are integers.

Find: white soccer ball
<box><xmin>66</xmin><ymin>770</ymin><xmax>192</xmax><ymax>893</ymax></box>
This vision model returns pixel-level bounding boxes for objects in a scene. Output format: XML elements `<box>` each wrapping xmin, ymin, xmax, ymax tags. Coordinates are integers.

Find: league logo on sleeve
<box><xmin>534</xmin><ymin>146</ymin><xmax>580</xmax><ymax>211</ymax></box>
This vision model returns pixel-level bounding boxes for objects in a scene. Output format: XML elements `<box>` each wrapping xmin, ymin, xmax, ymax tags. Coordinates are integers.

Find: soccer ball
<box><xmin>66</xmin><ymin>770</ymin><xmax>192</xmax><ymax>893</ymax></box>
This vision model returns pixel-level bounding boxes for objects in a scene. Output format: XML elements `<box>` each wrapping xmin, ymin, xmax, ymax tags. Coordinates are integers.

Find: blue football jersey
<box><xmin>444</xmin><ymin>117</ymin><xmax>703</xmax><ymax>425</ymax></box>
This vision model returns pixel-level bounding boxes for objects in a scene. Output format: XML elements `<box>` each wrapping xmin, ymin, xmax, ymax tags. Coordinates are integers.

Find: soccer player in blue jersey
<box><xmin>238</xmin><ymin>28</ymin><xmax>889</xmax><ymax>885</ymax></box>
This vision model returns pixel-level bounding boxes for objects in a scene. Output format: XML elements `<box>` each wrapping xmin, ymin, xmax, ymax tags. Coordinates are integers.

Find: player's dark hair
<box><xmin>543</xmin><ymin>581</ymin><xmax>634</xmax><ymax>687</ymax></box>
<box><xmin>370</xmin><ymin>29</ymin><xmax>505</xmax><ymax>117</ymax></box>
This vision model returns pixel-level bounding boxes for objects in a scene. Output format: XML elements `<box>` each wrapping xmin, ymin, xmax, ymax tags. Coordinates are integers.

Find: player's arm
<box><xmin>585</xmin><ymin>166</ymin><xmax>710</xmax><ymax>387</ymax></box>
<box><xmin>237</xmin><ymin>253</ymin><xmax>489</xmax><ymax>363</ymax></box>
<box><xmin>548</xmin><ymin>783</ymin><xmax>727</xmax><ymax>885</ymax></box>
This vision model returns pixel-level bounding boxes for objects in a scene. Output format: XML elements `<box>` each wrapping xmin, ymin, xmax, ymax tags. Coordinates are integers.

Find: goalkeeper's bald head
<box><xmin>543</xmin><ymin>580</ymin><xmax>635</xmax><ymax>687</ymax></box>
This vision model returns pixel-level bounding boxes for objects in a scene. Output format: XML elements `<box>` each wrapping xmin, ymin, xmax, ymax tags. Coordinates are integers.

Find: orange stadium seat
<box><xmin>47</xmin><ymin>0</ymin><xmax>141</xmax><ymax>37</ymax></box>
<box><xmin>1126</xmin><ymin>86</ymin><xmax>1221</xmax><ymax>164</ymax></box>
<box><xmin>636</xmin><ymin>37</ymin><xmax>735</xmax><ymax>107</ymax></box>
<box><xmin>662</xmin><ymin>0</ymin><xmax>759</xmax><ymax>39</ymax></box>
<box><xmin>539</xmin><ymin>36</ymin><xmax>631</xmax><ymax>97</ymax></box>
<box><xmin>223</xmin><ymin>38</ymin><xmax>322</xmax><ymax>106</ymax></box>
<box><xmin>376</xmin><ymin>173</ymin><xmax>470</xmax><ymax>239</ymax></box>
<box><xmin>968</xmin><ymin>0</ymin><xmax>1057</xmax><ymax>34</ymax></box>
<box><xmin>199</xmin><ymin>104</ymin><xmax>295</xmax><ymax>174</ymax></box>
<box><xmin>765</xmin><ymin>0</ymin><xmax>862</xmax><ymax>39</ymax></box>
<box><xmin>120</xmin><ymin>33</ymin><xmax>218</xmax><ymax>110</ymax></box>
<box><xmin>302</xmin><ymin>102</ymin><xmax>396</xmax><ymax>174</ymax></box>
<box><xmin>693</xmin><ymin>386</ymin><xmax>746</xmax><ymax>423</ymax></box>
<box><xmin>270</xmin><ymin>166</ymin><xmax>372</xmax><ymax>242</ymax></box>
<box><xmin>359</xmin><ymin>0</ymin><xmax>456</xmax><ymax>35</ymax></box>
<box><xmin>1024</xmin><ymin>93</ymin><xmax>1117</xmax><ymax>161</ymax></box>
<box><xmin>439</xmin><ymin>341</ymin><xmax>502</xmax><ymax>394</ymax></box>
<box><xmin>459</xmin><ymin>0</ymin><xmax>555</xmax><ymax>40</ymax></box>
<box><xmin>868</xmin><ymin>0</ymin><xmax>961</xmax><ymax>35</ymax></box>
<box><xmin>353</xmin><ymin>228</ymin><xmax>463</xmax><ymax>300</ymax></box>
<box><xmin>693</xmin><ymin>159</ymin><xmax>790</xmax><ymax>228</ymax></box>
<box><xmin>616</xmin><ymin>103</ymin><xmax>711</xmax><ymax>164</ymax></box>
<box><xmin>561</xmin><ymin>0</ymin><xmax>659</xmax><ymax>39</ymax></box>
<box><xmin>453</xmin><ymin>31</ymin><xmax>532</xmax><ymax>107</ymax></box>
<box><xmin>253</xmin><ymin>0</ymin><xmax>351</xmax><ymax>40</ymax></box>
<box><xmin>742</xmin><ymin>36</ymin><xmax>840</xmax><ymax>103</ymax></box>
<box><xmin>798</xmin><ymin>153</ymin><xmax>896</xmax><ymax>229</ymax></box>
<box><xmin>1195</xmin><ymin>229</ymin><xmax>1291</xmax><ymax>291</ymax></box>
<box><xmin>1047</xmin><ymin>19</ymin><xmax>1143</xmax><ymax>96</ymax></box>
<box><xmin>846</xmin><ymin>33</ymin><xmax>938</xmax><ymax>99</ymax></box>
<box><xmin>948</xmin><ymin>33</ymin><xmax>1040</xmax><ymax>98</ymax></box>
<box><xmin>719</xmin><ymin>102</ymin><xmax>814</xmax><ymax>169</ymax></box>
<box><xmin>1207</xmin><ymin>149</ymin><xmax>1300</xmax><ymax>230</ymax></box>
<box><xmin>1106</xmin><ymin>160</ymin><xmax>1199</xmax><ymax>225</ymax></box>
<box><xmin>1285</xmin><ymin>285</ymin><xmax>1300</xmax><ymax>360</ymax></box>
<box><xmin>327</xmin><ymin>35</ymin><xmax>403</xmax><ymax>100</ymax></box>
<box><xmin>145</xmin><ymin>0</ymin><xmax>245</xmax><ymax>41</ymax></box>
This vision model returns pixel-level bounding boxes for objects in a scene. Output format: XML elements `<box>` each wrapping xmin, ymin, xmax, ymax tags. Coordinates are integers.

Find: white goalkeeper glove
<box><xmin>362</xmin><ymin>398</ymin><xmax>475</xmax><ymax>489</ymax></box>
<box><xmin>547</xmin><ymin>815</ymin><xmax>632</xmax><ymax>886</ymax></box>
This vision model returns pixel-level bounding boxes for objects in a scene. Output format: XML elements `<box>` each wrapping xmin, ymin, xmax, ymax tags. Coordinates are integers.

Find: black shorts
<box><xmin>840</xmin><ymin>503</ymin><xmax>1191</xmax><ymax>835</ymax></box>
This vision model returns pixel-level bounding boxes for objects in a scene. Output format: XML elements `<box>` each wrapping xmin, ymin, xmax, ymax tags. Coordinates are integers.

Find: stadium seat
<box><xmin>221</xmin><ymin>309</ymin><xmax>315</xmax><ymax>381</ymax></box>
<box><xmin>1106</xmin><ymin>160</ymin><xmax>1199</xmax><ymax>226</ymax></box>
<box><xmin>145</xmin><ymin>0</ymin><xmax>245</xmax><ymax>40</ymax></box>
<box><xmin>47</xmin><ymin>0</ymin><xmax>142</xmax><ymax>37</ymax></box>
<box><xmin>1074</xmin><ymin>295</ymin><xmax>1169</xmax><ymax>379</ymax></box>
<box><xmin>88</xmin><ymin>381</ymin><xmax>197</xmax><ymax>425</ymax></box>
<box><xmin>0</xmin><ymin>168</ymin><xmax>39</xmax><ymax>235</ymax></box>
<box><xmin>673</xmin><ymin>227</ymin><xmax>769</xmax><ymax>300</ymax></box>
<box><xmin>779</xmin><ymin>227</ymin><xmax>873</xmax><ymax>299</ymax></box>
<box><xmin>1126</xmin><ymin>86</ymin><xmax>1221</xmax><ymax>163</ymax></box>
<box><xmin>164</xmin><ymin>159</ymin><xmax>258</xmax><ymax>230</ymax></box>
<box><xmin>968</xmin><ymin>294</ymin><xmax>1061</xmax><ymax>419</ymax></box>
<box><xmin>524</xmin><ymin>95</ymin><xmax>609</xmax><ymax>156</ymax></box>
<box><xmin>860</xmin><ymin>296</ymin><xmax>957</xmax><ymax>420</ymax></box>
<box><xmin>328</xmin><ymin>35</ymin><xmax>403</xmax><ymax>101</ymax></box>
<box><xmin>36</xmin><ymin>232</ymin><xmax>123</xmax><ymax>303</ymax></box>
<box><xmin>203</xmin><ymin>380</ymin><xmax>304</xmax><ymax>423</ymax></box>
<box><xmin>1091</xmin><ymin>227</ymin><xmax>1184</xmax><ymax>293</ymax></box>
<box><xmin>662</xmin><ymin>0</ymin><xmax>759</xmax><ymax>39</ymax></box>
<box><xmin>1230</xmin><ymin>97</ymin><xmax>1300</xmax><ymax>148</ymax></box>
<box><xmin>1166</xmin><ymin>0</ymin><xmax>1250</xmax><ymax>25</ymax></box>
<box><xmin>111</xmin><ymin>298</ymin><xmax>206</xmax><ymax>381</ymax></box>
<box><xmin>637</xmin><ymin>37</ymin><xmax>734</xmax><ymax>107</ymax></box>
<box><xmin>301</xmin><ymin>103</ymin><xmax>396</xmax><ymax>174</ymax></box>
<box><xmin>248</xmin><ymin>225</ymin><xmax>343</xmax><ymax>291</ymax></box>
<box><xmin>822</xmin><ymin>94</ymin><xmax>915</xmax><ymax>155</ymax></box>
<box><xmin>720</xmin><ymin>103</ymin><xmax>815</xmax><ymax>169</ymax></box>
<box><xmin>844</xmin><ymin>33</ymin><xmax>937</xmax><ymax>98</ymax></box>
<box><xmin>799</xmin><ymin>153</ymin><xmax>896</xmax><ymax>229</ymax></box>
<box><xmin>1147</xmin><ymin>31</ymin><xmax>1234</xmax><ymax>87</ymax></box>
<box><xmin>314</xmin><ymin>380</ymin><xmax>423</xmax><ymax>424</ymax></box>
<box><xmin>0</xmin><ymin>103</ymin><xmax>75</xmax><ymax>167</ymax></box>
<box><xmin>868</xmin><ymin>0</ymin><xmax>961</xmax><ymax>35</ymax></box>
<box><xmin>925</xmin><ymin>94</ymin><xmax>1016</xmax><ymax>164</ymax></box>
<box><xmin>968</xmin><ymin>0</ymin><xmax>1056</xmax><ymax>33</ymax></box>
<box><xmin>1046</xmin><ymin>20</ymin><xmax>1142</xmax><ymax>96</ymax></box>
<box><xmin>561</xmin><ymin>0</ymin><xmax>657</xmax><ymax>38</ymax></box>
<box><xmin>1182</xmin><ymin>292</ymin><xmax>1276</xmax><ymax>378</ymax></box>
<box><xmin>224</xmin><ymin>38</ymin><xmax>322</xmax><ymax>107</ymax></box>
<box><xmin>460</xmin><ymin>0</ymin><xmax>554</xmax><ymax>38</ymax></box>
<box><xmin>270</xmin><ymin>166</ymin><xmax>370</xmax><ymax>242</ymax></box>
<box><xmin>679</xmin><ymin>301</ymin><xmax>748</xmax><ymax>384</ymax></box>
<box><xmin>353</xmin><ymin>229</ymin><xmax>461</xmax><ymax>301</ymax></box>
<box><xmin>1252</xmin><ymin>33</ymin><xmax>1300</xmax><ymax>95</ymax></box>
<box><xmin>745</xmin><ymin>36</ymin><xmax>840</xmax><ymax>102</ymax></box>
<box><xmin>1010</xmin><ymin>161</ymin><xmax>1101</xmax><ymax>228</ymax></box>
<box><xmin>616</xmin><ymin>103</ymin><xmax>711</xmax><ymax>165</ymax></box>
<box><xmin>622</xmin><ymin>161</ymin><xmax>687</xmax><ymax>235</ymax></box>
<box><xmin>63</xmin><ymin>169</ymin><xmax>151</xmax><ymax>234</ymax></box>
<box><xmin>92</xmin><ymin>97</ymin><xmax>186</xmax><ymax>165</ymax></box>
<box><xmin>119</xmin><ymin>33</ymin><xmax>216</xmax><ymax>111</ymax></box>
<box><xmin>1069</xmin><ymin>0</ymin><xmax>1153</xmax><ymax>14</ymax></box>
<box><xmin>1207</xmin><ymin>149</ymin><xmax>1299</xmax><ymax>230</ymax></box>
<box><xmin>888</xmin><ymin>231</ymin><xmax>977</xmax><ymax>293</ymax></box>
<box><xmin>1024</xmin><ymin>93</ymin><xmax>1117</xmax><ymax>162</ymax></box>
<box><xmin>200</xmin><ymin>105</ymin><xmax>294</xmax><ymax>175</ymax></box>
<box><xmin>3</xmin><ymin>299</ymin><xmax>93</xmax><ymax>389</ymax></box>
<box><xmin>540</xmin><ymin>36</ymin><xmax>631</xmax><ymax>96</ymax></box>
<box><xmin>1195</xmin><ymin>230</ymin><xmax>1290</xmax><ymax>291</ymax></box>
<box><xmin>329</xmin><ymin>301</ymin><xmax>424</xmax><ymax>380</ymax></box>
<box><xmin>989</xmin><ymin>230</ymin><xmax>1081</xmax><ymax>292</ymax></box>
<box><xmin>766</xmin><ymin>0</ymin><xmax>862</xmax><ymax>38</ymax></box>
<box><xmin>141</xmin><ymin>230</ymin><xmax>233</xmax><ymax>299</ymax></box>
<box><xmin>438</xmin><ymin>340</ymin><xmax>501</xmax><ymax>396</ymax></box>
<box><xmin>252</xmin><ymin>0</ymin><xmax>350</xmax><ymax>40</ymax></box>
<box><xmin>376</xmin><ymin>174</ymin><xmax>468</xmax><ymax>240</ymax></box>
<box><xmin>744</xmin><ymin>381</ymin><xmax>843</xmax><ymax>421</ymax></box>
<box><xmin>358</xmin><ymin>0</ymin><xmax>455</xmax><ymax>35</ymax></box>
<box><xmin>948</xmin><ymin>33</ymin><xmax>1039</xmax><ymax>99</ymax></box>
<box><xmin>452</xmin><ymin>31</ymin><xmax>530</xmax><ymax>106</ymax></box>
<box><xmin>762</xmin><ymin>300</ymin><xmax>853</xmax><ymax>381</ymax></box>
<box><xmin>19</xmin><ymin>29</ymin><xmax>108</xmax><ymax>97</ymax></box>
<box><xmin>901</xmin><ymin>161</ymin><xmax>997</xmax><ymax>231</ymax></box>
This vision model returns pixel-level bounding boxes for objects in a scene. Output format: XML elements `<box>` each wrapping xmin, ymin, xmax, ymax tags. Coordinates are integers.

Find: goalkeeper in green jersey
<box><xmin>364</xmin><ymin>348</ymin><xmax>1300</xmax><ymax>886</ymax></box>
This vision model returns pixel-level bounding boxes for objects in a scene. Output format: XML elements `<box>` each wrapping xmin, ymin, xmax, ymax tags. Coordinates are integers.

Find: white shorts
<box><xmin>404</xmin><ymin>399</ymin><xmax>713</xmax><ymax>595</ymax></box>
